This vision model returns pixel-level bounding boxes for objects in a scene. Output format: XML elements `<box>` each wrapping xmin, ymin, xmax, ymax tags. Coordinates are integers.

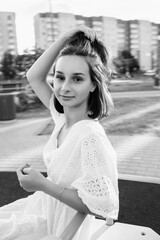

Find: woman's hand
<box><xmin>17</xmin><ymin>164</ymin><xmax>47</xmax><ymax>192</ymax></box>
<box><xmin>61</xmin><ymin>25</ymin><xmax>97</xmax><ymax>42</ymax></box>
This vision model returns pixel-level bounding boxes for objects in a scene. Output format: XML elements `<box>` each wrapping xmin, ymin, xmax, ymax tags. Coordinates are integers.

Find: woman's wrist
<box><xmin>40</xmin><ymin>177</ymin><xmax>50</xmax><ymax>192</ymax></box>
<box><xmin>42</xmin><ymin>178</ymin><xmax>65</xmax><ymax>201</ymax></box>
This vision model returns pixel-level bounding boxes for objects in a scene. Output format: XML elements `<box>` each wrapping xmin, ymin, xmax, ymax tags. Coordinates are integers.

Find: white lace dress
<box><xmin>0</xmin><ymin>94</ymin><xmax>119</xmax><ymax>240</ymax></box>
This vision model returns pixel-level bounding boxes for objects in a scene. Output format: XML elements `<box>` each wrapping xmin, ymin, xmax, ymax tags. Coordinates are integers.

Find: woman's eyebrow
<box><xmin>55</xmin><ymin>71</ymin><xmax>85</xmax><ymax>76</ymax></box>
<box><xmin>73</xmin><ymin>73</ymin><xmax>85</xmax><ymax>76</ymax></box>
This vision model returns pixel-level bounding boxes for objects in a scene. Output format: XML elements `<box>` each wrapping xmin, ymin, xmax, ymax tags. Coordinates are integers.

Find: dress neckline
<box><xmin>56</xmin><ymin>118</ymin><xmax>98</xmax><ymax>150</ymax></box>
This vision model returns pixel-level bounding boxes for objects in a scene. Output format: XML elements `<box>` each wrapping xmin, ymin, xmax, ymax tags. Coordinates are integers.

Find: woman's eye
<box><xmin>55</xmin><ymin>75</ymin><xmax>64</xmax><ymax>81</ymax></box>
<box><xmin>73</xmin><ymin>77</ymin><xmax>83</xmax><ymax>82</ymax></box>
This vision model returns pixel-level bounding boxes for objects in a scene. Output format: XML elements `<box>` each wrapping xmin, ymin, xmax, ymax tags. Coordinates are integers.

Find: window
<box><xmin>8</xmin><ymin>44</ymin><xmax>15</xmax><ymax>50</ymax></box>
<box><xmin>7</xmin><ymin>15</ymin><xmax>12</xmax><ymax>20</ymax></box>
<box><xmin>130</xmin><ymin>23</ymin><xmax>138</xmax><ymax>29</ymax></box>
<box><xmin>76</xmin><ymin>20</ymin><xmax>85</xmax><ymax>25</ymax></box>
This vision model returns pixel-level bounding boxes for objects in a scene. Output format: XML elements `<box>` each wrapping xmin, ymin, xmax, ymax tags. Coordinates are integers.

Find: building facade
<box><xmin>34</xmin><ymin>12</ymin><xmax>160</xmax><ymax>71</ymax></box>
<box><xmin>0</xmin><ymin>12</ymin><xmax>18</xmax><ymax>61</ymax></box>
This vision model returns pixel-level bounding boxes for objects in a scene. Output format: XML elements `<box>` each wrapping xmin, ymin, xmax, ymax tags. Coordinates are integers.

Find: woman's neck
<box><xmin>63</xmin><ymin>108</ymin><xmax>90</xmax><ymax>128</ymax></box>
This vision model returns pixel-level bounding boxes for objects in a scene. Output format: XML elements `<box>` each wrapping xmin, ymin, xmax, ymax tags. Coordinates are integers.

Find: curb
<box><xmin>119</xmin><ymin>174</ymin><xmax>160</xmax><ymax>184</ymax></box>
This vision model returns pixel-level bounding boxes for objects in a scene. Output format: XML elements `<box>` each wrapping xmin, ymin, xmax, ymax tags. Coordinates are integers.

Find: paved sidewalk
<box><xmin>0</xmin><ymin>118</ymin><xmax>49</xmax><ymax>172</ymax></box>
<box><xmin>0</xmin><ymin>117</ymin><xmax>160</xmax><ymax>181</ymax></box>
<box><xmin>108</xmin><ymin>134</ymin><xmax>160</xmax><ymax>179</ymax></box>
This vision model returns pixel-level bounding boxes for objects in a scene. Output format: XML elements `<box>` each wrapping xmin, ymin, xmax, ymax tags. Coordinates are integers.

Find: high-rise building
<box><xmin>97</xmin><ymin>16</ymin><xmax>118</xmax><ymax>59</ymax></box>
<box><xmin>117</xmin><ymin>19</ymin><xmax>130</xmax><ymax>55</ymax></box>
<box><xmin>151</xmin><ymin>23</ymin><xmax>159</xmax><ymax>70</ymax></box>
<box><xmin>34</xmin><ymin>12</ymin><xmax>119</xmax><ymax>58</ymax></box>
<box><xmin>0</xmin><ymin>12</ymin><xmax>18</xmax><ymax>61</ymax></box>
<box><xmin>129</xmin><ymin>20</ymin><xmax>140</xmax><ymax>61</ymax></box>
<box><xmin>34</xmin><ymin>12</ymin><xmax>77</xmax><ymax>50</ymax></box>
<box><xmin>34</xmin><ymin>12</ymin><xmax>160</xmax><ymax>71</ymax></box>
<box><xmin>129</xmin><ymin>20</ymin><xmax>159</xmax><ymax>71</ymax></box>
<box><xmin>139</xmin><ymin>20</ymin><xmax>152</xmax><ymax>70</ymax></box>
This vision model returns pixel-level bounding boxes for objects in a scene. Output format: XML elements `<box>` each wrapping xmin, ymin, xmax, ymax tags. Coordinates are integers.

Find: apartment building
<box><xmin>34</xmin><ymin>12</ymin><xmax>160</xmax><ymax>71</ymax></box>
<box><xmin>34</xmin><ymin>13</ymin><xmax>119</xmax><ymax>58</ymax></box>
<box><xmin>139</xmin><ymin>20</ymin><xmax>152</xmax><ymax>70</ymax></box>
<box><xmin>34</xmin><ymin>12</ymin><xmax>77</xmax><ymax>50</ymax></box>
<box><xmin>117</xmin><ymin>19</ymin><xmax>130</xmax><ymax>55</ymax></box>
<box><xmin>129</xmin><ymin>20</ymin><xmax>160</xmax><ymax>71</ymax></box>
<box><xmin>102</xmin><ymin>17</ymin><xmax>118</xmax><ymax>58</ymax></box>
<box><xmin>129</xmin><ymin>20</ymin><xmax>139</xmax><ymax>61</ymax></box>
<box><xmin>151</xmin><ymin>23</ymin><xmax>159</xmax><ymax>70</ymax></box>
<box><xmin>0</xmin><ymin>12</ymin><xmax>18</xmax><ymax>61</ymax></box>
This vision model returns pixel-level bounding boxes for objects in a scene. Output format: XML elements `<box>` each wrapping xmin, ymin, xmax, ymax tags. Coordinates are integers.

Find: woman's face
<box><xmin>53</xmin><ymin>55</ymin><xmax>95</xmax><ymax>111</ymax></box>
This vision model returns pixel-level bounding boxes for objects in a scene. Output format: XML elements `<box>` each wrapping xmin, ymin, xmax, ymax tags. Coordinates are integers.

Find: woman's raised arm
<box><xmin>26</xmin><ymin>33</ymin><xmax>69</xmax><ymax>108</ymax></box>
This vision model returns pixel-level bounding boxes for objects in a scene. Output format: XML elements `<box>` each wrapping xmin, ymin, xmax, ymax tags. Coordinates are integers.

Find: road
<box><xmin>111</xmin><ymin>90</ymin><xmax>160</xmax><ymax>98</ymax></box>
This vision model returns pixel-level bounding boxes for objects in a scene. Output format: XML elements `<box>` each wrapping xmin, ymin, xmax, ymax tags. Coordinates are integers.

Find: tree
<box><xmin>121</xmin><ymin>50</ymin><xmax>139</xmax><ymax>74</ymax></box>
<box><xmin>121</xmin><ymin>50</ymin><xmax>133</xmax><ymax>59</ymax></box>
<box><xmin>113</xmin><ymin>50</ymin><xmax>139</xmax><ymax>75</ymax></box>
<box><xmin>0</xmin><ymin>51</ymin><xmax>16</xmax><ymax>80</ymax></box>
<box><xmin>0</xmin><ymin>48</ymin><xmax>44</xmax><ymax>81</ymax></box>
<box><xmin>14</xmin><ymin>48</ymin><xmax>44</xmax><ymax>79</ymax></box>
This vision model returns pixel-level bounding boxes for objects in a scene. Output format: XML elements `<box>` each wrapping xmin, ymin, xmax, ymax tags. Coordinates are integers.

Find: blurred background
<box><xmin>0</xmin><ymin>0</ymin><xmax>160</xmax><ymax>235</ymax></box>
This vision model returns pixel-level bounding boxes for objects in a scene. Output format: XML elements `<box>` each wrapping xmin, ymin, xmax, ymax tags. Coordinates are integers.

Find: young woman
<box><xmin>0</xmin><ymin>25</ymin><xmax>119</xmax><ymax>239</ymax></box>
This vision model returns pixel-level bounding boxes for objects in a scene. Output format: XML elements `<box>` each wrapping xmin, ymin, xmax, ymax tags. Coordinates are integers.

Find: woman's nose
<box><xmin>61</xmin><ymin>80</ymin><xmax>70</xmax><ymax>91</ymax></box>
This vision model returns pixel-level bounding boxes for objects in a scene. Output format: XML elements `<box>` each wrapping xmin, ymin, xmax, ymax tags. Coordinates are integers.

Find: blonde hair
<box><xmin>53</xmin><ymin>31</ymin><xmax>114</xmax><ymax>120</ymax></box>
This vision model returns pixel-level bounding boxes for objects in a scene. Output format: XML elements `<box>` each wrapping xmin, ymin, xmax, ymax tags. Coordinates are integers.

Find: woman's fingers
<box><xmin>78</xmin><ymin>25</ymin><xmax>97</xmax><ymax>41</ymax></box>
<box><xmin>17</xmin><ymin>167</ymin><xmax>23</xmax><ymax>179</ymax></box>
<box><xmin>63</xmin><ymin>25</ymin><xmax>97</xmax><ymax>42</ymax></box>
<box><xmin>22</xmin><ymin>164</ymin><xmax>30</xmax><ymax>174</ymax></box>
<box><xmin>22</xmin><ymin>167</ymin><xmax>32</xmax><ymax>175</ymax></box>
<box><xmin>17</xmin><ymin>164</ymin><xmax>30</xmax><ymax>179</ymax></box>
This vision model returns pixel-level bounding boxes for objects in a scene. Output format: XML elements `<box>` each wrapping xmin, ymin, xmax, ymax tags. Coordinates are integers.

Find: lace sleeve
<box><xmin>72</xmin><ymin>134</ymin><xmax>119</xmax><ymax>219</ymax></box>
<box><xmin>49</xmin><ymin>93</ymin><xmax>61</xmax><ymax>124</ymax></box>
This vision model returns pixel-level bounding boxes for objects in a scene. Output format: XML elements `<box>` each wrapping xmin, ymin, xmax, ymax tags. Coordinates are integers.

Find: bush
<box><xmin>16</xmin><ymin>92</ymin><xmax>29</xmax><ymax>112</ymax></box>
<box><xmin>0</xmin><ymin>51</ymin><xmax>16</xmax><ymax>80</ymax></box>
<box><xmin>16</xmin><ymin>87</ymin><xmax>42</xmax><ymax>112</ymax></box>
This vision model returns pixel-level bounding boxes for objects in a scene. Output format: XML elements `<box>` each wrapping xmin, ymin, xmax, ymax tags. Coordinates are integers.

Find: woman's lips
<box><xmin>60</xmin><ymin>95</ymin><xmax>74</xmax><ymax>100</ymax></box>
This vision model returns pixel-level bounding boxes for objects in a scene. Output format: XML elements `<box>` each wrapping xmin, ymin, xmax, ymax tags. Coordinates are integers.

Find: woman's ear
<box><xmin>90</xmin><ymin>84</ymin><xmax>96</xmax><ymax>92</ymax></box>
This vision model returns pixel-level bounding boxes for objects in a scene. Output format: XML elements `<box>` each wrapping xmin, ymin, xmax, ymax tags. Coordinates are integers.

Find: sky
<box><xmin>0</xmin><ymin>0</ymin><xmax>160</xmax><ymax>54</ymax></box>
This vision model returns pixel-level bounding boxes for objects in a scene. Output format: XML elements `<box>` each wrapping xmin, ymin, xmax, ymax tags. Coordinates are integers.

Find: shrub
<box><xmin>16</xmin><ymin>87</ymin><xmax>42</xmax><ymax>112</ymax></box>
